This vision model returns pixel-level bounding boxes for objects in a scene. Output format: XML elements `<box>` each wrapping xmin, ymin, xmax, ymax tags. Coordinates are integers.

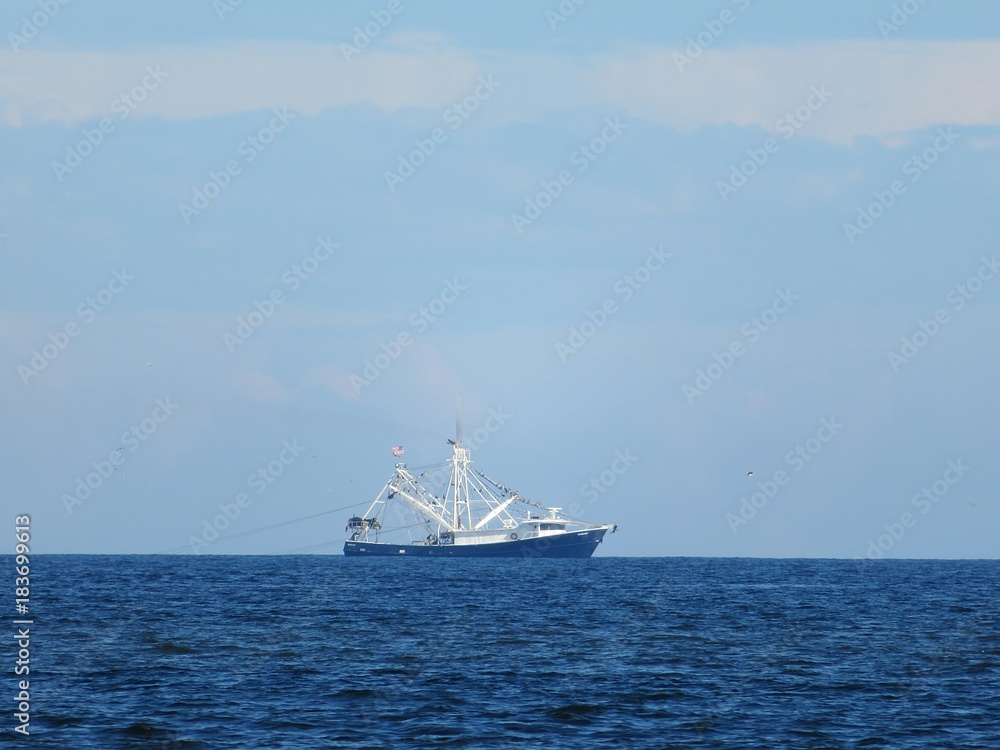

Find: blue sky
<box><xmin>3</xmin><ymin>0</ymin><xmax>1000</xmax><ymax>557</ymax></box>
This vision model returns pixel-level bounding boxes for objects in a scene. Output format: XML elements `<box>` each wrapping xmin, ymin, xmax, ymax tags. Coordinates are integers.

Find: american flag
<box><xmin>391</xmin><ymin>445</ymin><xmax>404</xmax><ymax>457</ymax></box>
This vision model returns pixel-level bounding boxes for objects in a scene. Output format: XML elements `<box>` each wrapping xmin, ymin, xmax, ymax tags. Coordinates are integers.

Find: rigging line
<box><xmin>402</xmin><ymin>461</ymin><xmax>451</xmax><ymax>472</ymax></box>
<box><xmin>472</xmin><ymin>468</ymin><xmax>545</xmax><ymax>509</ymax></box>
<box><xmin>272</xmin><ymin>506</ymin><xmax>431</xmax><ymax>555</ymax></box>
<box><xmin>373</xmin><ymin>519</ymin><xmax>433</xmax><ymax>533</ymax></box>
<box><xmin>275</xmin><ymin>540</ymin><xmax>345</xmax><ymax>554</ymax></box>
<box><xmin>157</xmin><ymin>501</ymin><xmax>370</xmax><ymax>554</ymax></box>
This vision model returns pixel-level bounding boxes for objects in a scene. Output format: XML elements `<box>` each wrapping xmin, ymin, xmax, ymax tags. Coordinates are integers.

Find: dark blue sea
<box><xmin>8</xmin><ymin>556</ymin><xmax>1000</xmax><ymax>749</ymax></box>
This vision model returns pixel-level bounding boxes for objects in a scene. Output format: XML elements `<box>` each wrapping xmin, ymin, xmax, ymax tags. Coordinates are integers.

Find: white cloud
<box><xmin>597</xmin><ymin>41</ymin><xmax>1000</xmax><ymax>145</ymax></box>
<box><xmin>0</xmin><ymin>40</ymin><xmax>483</xmax><ymax>126</ymax></box>
<box><xmin>2</xmin><ymin>39</ymin><xmax>999</xmax><ymax>144</ymax></box>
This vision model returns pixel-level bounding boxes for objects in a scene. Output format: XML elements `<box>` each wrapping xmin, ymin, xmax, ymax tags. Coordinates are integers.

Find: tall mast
<box><xmin>453</xmin><ymin>394</ymin><xmax>462</xmax><ymax>528</ymax></box>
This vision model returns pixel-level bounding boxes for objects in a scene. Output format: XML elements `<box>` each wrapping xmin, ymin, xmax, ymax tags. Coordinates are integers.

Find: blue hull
<box><xmin>344</xmin><ymin>528</ymin><xmax>607</xmax><ymax>558</ymax></box>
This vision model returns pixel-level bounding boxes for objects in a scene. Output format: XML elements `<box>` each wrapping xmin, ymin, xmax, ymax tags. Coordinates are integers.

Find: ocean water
<box><xmin>10</xmin><ymin>556</ymin><xmax>1000</xmax><ymax>749</ymax></box>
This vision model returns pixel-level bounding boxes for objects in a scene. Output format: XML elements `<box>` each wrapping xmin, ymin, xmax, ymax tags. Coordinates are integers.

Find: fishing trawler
<box><xmin>343</xmin><ymin>412</ymin><xmax>615</xmax><ymax>558</ymax></box>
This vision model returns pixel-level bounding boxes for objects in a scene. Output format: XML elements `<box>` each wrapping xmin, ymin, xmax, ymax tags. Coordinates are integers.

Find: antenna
<box><xmin>455</xmin><ymin>394</ymin><xmax>463</xmax><ymax>447</ymax></box>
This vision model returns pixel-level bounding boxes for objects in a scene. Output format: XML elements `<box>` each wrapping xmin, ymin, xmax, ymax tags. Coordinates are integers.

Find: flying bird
<box><xmin>746</xmin><ymin>471</ymin><xmax>754</xmax><ymax>477</ymax></box>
